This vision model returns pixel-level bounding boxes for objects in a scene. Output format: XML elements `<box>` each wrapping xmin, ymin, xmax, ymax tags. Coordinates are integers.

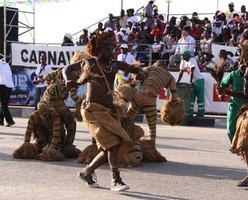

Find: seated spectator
<box><xmin>162</xmin><ymin>34</ymin><xmax>177</xmax><ymax>65</ymax></box>
<box><xmin>190</xmin><ymin>17</ymin><xmax>202</xmax><ymax>41</ymax></box>
<box><xmin>218</xmin><ymin>49</ymin><xmax>237</xmax><ymax>72</ymax></box>
<box><xmin>126</xmin><ymin>8</ymin><xmax>139</xmax><ymax>25</ymax></box>
<box><xmin>62</xmin><ymin>33</ymin><xmax>74</xmax><ymax>46</ymax></box>
<box><xmin>229</xmin><ymin>28</ymin><xmax>240</xmax><ymax>47</ymax></box>
<box><xmin>239</xmin><ymin>5</ymin><xmax>248</xmax><ymax>22</ymax></box>
<box><xmin>119</xmin><ymin>9</ymin><xmax>128</xmax><ymax>27</ymax></box>
<box><xmin>78</xmin><ymin>29</ymin><xmax>89</xmax><ymax>46</ymax></box>
<box><xmin>104</xmin><ymin>13</ymin><xmax>118</xmax><ymax>31</ymax></box>
<box><xmin>115</xmin><ymin>44</ymin><xmax>137</xmax><ymax>87</ymax></box>
<box><xmin>92</xmin><ymin>22</ymin><xmax>105</xmax><ymax>36</ymax></box>
<box><xmin>150</xmin><ymin>18</ymin><xmax>165</xmax><ymax>39</ymax></box>
<box><xmin>199</xmin><ymin>52</ymin><xmax>217</xmax><ymax>72</ymax></box>
<box><xmin>225</xmin><ymin>2</ymin><xmax>237</xmax><ymax>24</ymax></box>
<box><xmin>212</xmin><ymin>18</ymin><xmax>223</xmax><ymax>43</ymax></box>
<box><xmin>221</xmin><ymin>25</ymin><xmax>232</xmax><ymax>46</ymax></box>
<box><xmin>151</xmin><ymin>35</ymin><xmax>164</xmax><ymax>63</ymax></box>
<box><xmin>199</xmin><ymin>28</ymin><xmax>213</xmax><ymax>54</ymax></box>
<box><xmin>168</xmin><ymin>25</ymin><xmax>196</xmax><ymax>68</ymax></box>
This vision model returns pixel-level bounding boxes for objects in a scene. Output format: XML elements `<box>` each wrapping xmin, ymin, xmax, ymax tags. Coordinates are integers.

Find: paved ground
<box><xmin>0</xmin><ymin>117</ymin><xmax>247</xmax><ymax>200</ymax></box>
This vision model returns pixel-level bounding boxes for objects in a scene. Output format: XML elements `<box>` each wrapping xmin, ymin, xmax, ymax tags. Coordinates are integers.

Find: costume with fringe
<box><xmin>117</xmin><ymin>60</ymin><xmax>185</xmax><ymax>162</ymax></box>
<box><xmin>41</xmin><ymin>68</ymin><xmax>83</xmax><ymax>157</ymax></box>
<box><xmin>13</xmin><ymin>101</ymin><xmax>65</xmax><ymax>161</ymax></box>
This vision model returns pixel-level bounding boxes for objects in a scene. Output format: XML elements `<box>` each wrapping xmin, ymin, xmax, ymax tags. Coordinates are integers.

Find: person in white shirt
<box><xmin>0</xmin><ymin>60</ymin><xmax>15</xmax><ymax>126</ymax></box>
<box><xmin>177</xmin><ymin>50</ymin><xmax>205</xmax><ymax>117</ymax></box>
<box><xmin>115</xmin><ymin>43</ymin><xmax>136</xmax><ymax>86</ymax></box>
<box><xmin>169</xmin><ymin>25</ymin><xmax>196</xmax><ymax>68</ymax></box>
<box><xmin>33</xmin><ymin>54</ymin><xmax>53</xmax><ymax>110</ymax></box>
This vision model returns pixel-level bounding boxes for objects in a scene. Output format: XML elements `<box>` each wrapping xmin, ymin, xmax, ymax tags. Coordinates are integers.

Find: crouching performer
<box><xmin>117</xmin><ymin>60</ymin><xmax>185</xmax><ymax>162</ymax></box>
<box><xmin>13</xmin><ymin>101</ymin><xmax>65</xmax><ymax>161</ymax></box>
<box><xmin>62</xmin><ymin>32</ymin><xmax>146</xmax><ymax>191</ymax></box>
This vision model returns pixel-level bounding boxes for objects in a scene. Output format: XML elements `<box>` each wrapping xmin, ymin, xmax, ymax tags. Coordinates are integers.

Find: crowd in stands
<box><xmin>66</xmin><ymin>1</ymin><xmax>248</xmax><ymax>72</ymax></box>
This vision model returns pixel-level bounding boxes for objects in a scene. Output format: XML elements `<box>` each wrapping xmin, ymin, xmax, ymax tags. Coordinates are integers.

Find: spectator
<box><xmin>169</xmin><ymin>25</ymin><xmax>196</xmax><ymax>68</ymax></box>
<box><xmin>104</xmin><ymin>13</ymin><xmax>118</xmax><ymax>31</ymax></box>
<box><xmin>119</xmin><ymin>9</ymin><xmax>128</xmax><ymax>27</ymax></box>
<box><xmin>162</xmin><ymin>34</ymin><xmax>177</xmax><ymax>66</ymax></box>
<box><xmin>92</xmin><ymin>22</ymin><xmax>105</xmax><ymax>36</ymax></box>
<box><xmin>177</xmin><ymin>50</ymin><xmax>205</xmax><ymax>117</ymax></box>
<box><xmin>190</xmin><ymin>18</ymin><xmax>202</xmax><ymax>41</ymax></box>
<box><xmin>115</xmin><ymin>43</ymin><xmax>137</xmax><ymax>86</ymax></box>
<box><xmin>199</xmin><ymin>52</ymin><xmax>216</xmax><ymax>72</ymax></box>
<box><xmin>78</xmin><ymin>29</ymin><xmax>90</xmax><ymax>46</ymax></box>
<box><xmin>33</xmin><ymin>54</ymin><xmax>53</xmax><ymax>110</ymax></box>
<box><xmin>212</xmin><ymin>18</ymin><xmax>223</xmax><ymax>43</ymax></box>
<box><xmin>221</xmin><ymin>25</ymin><xmax>232</xmax><ymax>46</ymax></box>
<box><xmin>62</xmin><ymin>33</ymin><xmax>74</xmax><ymax>46</ymax></box>
<box><xmin>151</xmin><ymin>35</ymin><xmax>164</xmax><ymax>63</ymax></box>
<box><xmin>126</xmin><ymin>8</ymin><xmax>139</xmax><ymax>25</ymax></box>
<box><xmin>218</xmin><ymin>49</ymin><xmax>237</xmax><ymax>72</ymax></box>
<box><xmin>150</xmin><ymin>18</ymin><xmax>165</xmax><ymax>39</ymax></box>
<box><xmin>0</xmin><ymin>60</ymin><xmax>15</xmax><ymax>127</ymax></box>
<box><xmin>143</xmin><ymin>0</ymin><xmax>155</xmax><ymax>31</ymax></box>
<box><xmin>225</xmin><ymin>2</ymin><xmax>237</xmax><ymax>24</ymax></box>
<box><xmin>199</xmin><ymin>28</ymin><xmax>213</xmax><ymax>54</ymax></box>
<box><xmin>229</xmin><ymin>28</ymin><xmax>240</xmax><ymax>47</ymax></box>
<box><xmin>239</xmin><ymin>5</ymin><xmax>248</xmax><ymax>22</ymax></box>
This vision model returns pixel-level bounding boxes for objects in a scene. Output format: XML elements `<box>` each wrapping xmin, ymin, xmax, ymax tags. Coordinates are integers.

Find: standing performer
<box><xmin>217</xmin><ymin>39</ymin><xmax>248</xmax><ymax>187</ymax></box>
<box><xmin>63</xmin><ymin>32</ymin><xmax>146</xmax><ymax>191</ymax></box>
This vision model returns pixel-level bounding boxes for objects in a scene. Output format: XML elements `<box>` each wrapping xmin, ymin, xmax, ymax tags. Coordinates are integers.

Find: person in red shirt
<box><xmin>150</xmin><ymin>18</ymin><xmax>165</xmax><ymax>39</ymax></box>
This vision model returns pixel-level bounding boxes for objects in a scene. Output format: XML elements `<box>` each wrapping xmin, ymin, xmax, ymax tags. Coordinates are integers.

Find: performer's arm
<box><xmin>63</xmin><ymin>61</ymin><xmax>83</xmax><ymax>89</ymax></box>
<box><xmin>114</xmin><ymin>60</ymin><xmax>146</xmax><ymax>81</ymax></box>
<box><xmin>24</xmin><ymin>114</ymin><xmax>37</xmax><ymax>143</ymax></box>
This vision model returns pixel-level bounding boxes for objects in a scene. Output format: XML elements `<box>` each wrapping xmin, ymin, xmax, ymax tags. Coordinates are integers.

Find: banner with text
<box><xmin>11</xmin><ymin>43</ymin><xmax>86</xmax><ymax>68</ymax></box>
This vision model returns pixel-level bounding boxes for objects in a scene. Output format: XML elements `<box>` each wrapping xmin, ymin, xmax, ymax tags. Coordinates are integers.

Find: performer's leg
<box><xmin>127</xmin><ymin>101</ymin><xmax>140</xmax><ymax>121</ymax></box>
<box><xmin>227</xmin><ymin>103</ymin><xmax>239</xmax><ymax>143</ymax></box>
<box><xmin>237</xmin><ymin>150</ymin><xmax>248</xmax><ymax>187</ymax></box>
<box><xmin>190</xmin><ymin>84</ymin><xmax>197</xmax><ymax>117</ymax></box>
<box><xmin>195</xmin><ymin>79</ymin><xmax>205</xmax><ymax>116</ymax></box>
<box><xmin>35</xmin><ymin>127</ymin><xmax>50</xmax><ymax>150</ymax></box>
<box><xmin>78</xmin><ymin>150</ymin><xmax>108</xmax><ymax>188</ymax></box>
<box><xmin>61</xmin><ymin>110</ymin><xmax>76</xmax><ymax>145</ymax></box>
<box><xmin>143</xmin><ymin>105</ymin><xmax>157</xmax><ymax>140</ymax></box>
<box><xmin>108</xmin><ymin>144</ymin><xmax>129</xmax><ymax>191</ymax></box>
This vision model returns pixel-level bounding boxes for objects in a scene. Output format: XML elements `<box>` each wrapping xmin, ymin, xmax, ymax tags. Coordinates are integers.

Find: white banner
<box><xmin>11</xmin><ymin>43</ymin><xmax>86</xmax><ymax>68</ymax></box>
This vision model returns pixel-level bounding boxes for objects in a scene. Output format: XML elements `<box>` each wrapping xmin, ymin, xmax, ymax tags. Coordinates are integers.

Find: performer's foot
<box><xmin>6</xmin><ymin>121</ymin><xmax>15</xmax><ymax>127</ymax></box>
<box><xmin>78</xmin><ymin>168</ymin><xmax>99</xmax><ymax>188</ymax></box>
<box><xmin>111</xmin><ymin>171</ymin><xmax>129</xmax><ymax>192</ymax></box>
<box><xmin>237</xmin><ymin>176</ymin><xmax>248</xmax><ymax>187</ymax></box>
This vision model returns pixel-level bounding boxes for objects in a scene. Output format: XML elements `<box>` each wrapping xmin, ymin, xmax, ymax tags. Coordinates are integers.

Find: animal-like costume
<box><xmin>117</xmin><ymin>60</ymin><xmax>185</xmax><ymax>162</ymax></box>
<box><xmin>42</xmin><ymin>68</ymin><xmax>81</xmax><ymax>158</ymax></box>
<box><xmin>13</xmin><ymin>101</ymin><xmax>65</xmax><ymax>161</ymax></box>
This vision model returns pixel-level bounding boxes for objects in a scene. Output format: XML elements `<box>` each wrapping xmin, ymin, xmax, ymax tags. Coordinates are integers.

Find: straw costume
<box><xmin>229</xmin><ymin>40</ymin><xmax>248</xmax><ymax>187</ymax></box>
<box><xmin>13</xmin><ymin>101</ymin><xmax>65</xmax><ymax>161</ymax></box>
<box><xmin>116</xmin><ymin>60</ymin><xmax>185</xmax><ymax>162</ymax></box>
